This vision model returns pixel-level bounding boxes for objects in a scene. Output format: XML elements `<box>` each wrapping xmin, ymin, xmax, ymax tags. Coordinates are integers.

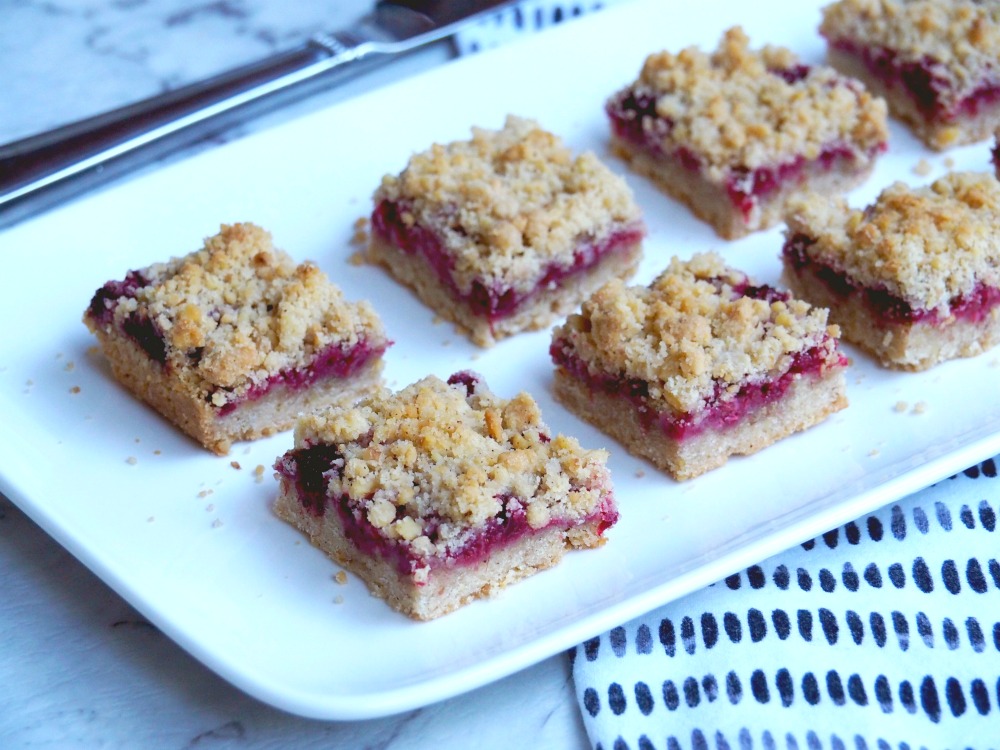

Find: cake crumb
<box><xmin>893</xmin><ymin>400</ymin><xmax>908</xmax><ymax>413</ymax></box>
<box><xmin>64</xmin><ymin>361</ymin><xmax>75</xmax><ymax>372</ymax></box>
<box><xmin>125</xmin><ymin>456</ymin><xmax>138</xmax><ymax>465</ymax></box>
<box><xmin>944</xmin><ymin>157</ymin><xmax>955</xmax><ymax>168</ymax></box>
<box><xmin>206</xmin><ymin>503</ymin><xmax>215</xmax><ymax>512</ymax></box>
<box><xmin>230</xmin><ymin>460</ymin><xmax>241</xmax><ymax>470</ymax></box>
<box><xmin>869</xmin><ymin>448</ymin><xmax>880</xmax><ymax>457</ymax></box>
<box><xmin>635</xmin><ymin>469</ymin><xmax>646</xmax><ymax>478</ymax></box>
<box><xmin>154</xmin><ymin>449</ymin><xmax>162</xmax><ymax>455</ymax></box>
<box><xmin>912</xmin><ymin>158</ymin><xmax>932</xmax><ymax>176</ymax></box>
<box><xmin>211</xmin><ymin>518</ymin><xmax>224</xmax><ymax>528</ymax></box>
<box><xmin>147</xmin><ymin>516</ymin><xmax>155</xmax><ymax>523</ymax></box>
<box><xmin>333</xmin><ymin>595</ymin><xmax>345</xmax><ymax>605</ymax></box>
<box><xmin>198</xmin><ymin>489</ymin><xmax>214</xmax><ymax>498</ymax></box>
<box><xmin>912</xmin><ymin>401</ymin><xmax>928</xmax><ymax>414</ymax></box>
<box><xmin>254</xmin><ymin>464</ymin><xmax>266</xmax><ymax>483</ymax></box>
<box><xmin>69</xmin><ymin>386</ymin><xmax>81</xmax><ymax>394</ymax></box>
<box><xmin>334</xmin><ymin>571</ymin><xmax>348</xmax><ymax>585</ymax></box>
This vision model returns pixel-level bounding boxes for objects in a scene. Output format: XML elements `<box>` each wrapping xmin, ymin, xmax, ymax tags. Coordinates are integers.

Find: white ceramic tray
<box><xmin>2</xmin><ymin>0</ymin><xmax>999</xmax><ymax>720</ymax></box>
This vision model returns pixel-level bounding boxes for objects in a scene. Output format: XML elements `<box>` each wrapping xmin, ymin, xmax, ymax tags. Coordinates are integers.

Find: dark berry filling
<box><xmin>606</xmin><ymin>81</ymin><xmax>885</xmax><ymax>222</ymax></box>
<box><xmin>783</xmin><ymin>233</ymin><xmax>1000</xmax><ymax>326</ymax></box>
<box><xmin>829</xmin><ymin>39</ymin><xmax>1000</xmax><ymax>122</ymax></box>
<box><xmin>87</xmin><ymin>272</ymin><xmax>167</xmax><ymax>364</ymax></box>
<box><xmin>370</xmin><ymin>199</ymin><xmax>644</xmax><ymax>324</ymax></box>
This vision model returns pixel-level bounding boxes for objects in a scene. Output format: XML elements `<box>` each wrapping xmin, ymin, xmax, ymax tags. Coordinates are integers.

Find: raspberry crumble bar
<box><xmin>273</xmin><ymin>371</ymin><xmax>617</xmax><ymax>620</ymax></box>
<box><xmin>367</xmin><ymin>115</ymin><xmax>646</xmax><ymax>347</ymax></box>
<box><xmin>550</xmin><ymin>253</ymin><xmax>848</xmax><ymax>480</ymax></box>
<box><xmin>782</xmin><ymin>172</ymin><xmax>1000</xmax><ymax>371</ymax></box>
<box><xmin>84</xmin><ymin>223</ymin><xmax>390</xmax><ymax>454</ymax></box>
<box><xmin>820</xmin><ymin>0</ymin><xmax>1000</xmax><ymax>151</ymax></box>
<box><xmin>605</xmin><ymin>26</ymin><xmax>889</xmax><ymax>239</ymax></box>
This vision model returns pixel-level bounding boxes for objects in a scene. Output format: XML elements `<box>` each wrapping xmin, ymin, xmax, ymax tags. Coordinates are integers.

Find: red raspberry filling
<box><xmin>370</xmin><ymin>199</ymin><xmax>645</xmax><ymax>322</ymax></box>
<box><xmin>275</xmin><ymin>444</ymin><xmax>618</xmax><ymax>579</ymax></box>
<box><xmin>86</xmin><ymin>272</ymin><xmax>388</xmax><ymax>417</ymax></box>
<box><xmin>783</xmin><ymin>233</ymin><xmax>1000</xmax><ymax>325</ymax></box>
<box><xmin>605</xmin><ymin>75</ymin><xmax>886</xmax><ymax>222</ymax></box>
<box><xmin>827</xmin><ymin>39</ymin><xmax>1000</xmax><ymax>123</ymax></box>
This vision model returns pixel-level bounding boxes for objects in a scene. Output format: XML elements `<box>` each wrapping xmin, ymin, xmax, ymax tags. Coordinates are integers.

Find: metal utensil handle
<box><xmin>0</xmin><ymin>37</ymin><xmax>376</xmax><ymax>230</ymax></box>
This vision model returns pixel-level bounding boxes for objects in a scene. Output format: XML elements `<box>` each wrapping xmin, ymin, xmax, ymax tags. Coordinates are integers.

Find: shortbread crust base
<box><xmin>782</xmin><ymin>265</ymin><xmax>1000</xmax><ymax>371</ymax></box>
<box><xmin>366</xmin><ymin>232</ymin><xmax>642</xmax><ymax>347</ymax></box>
<box><xmin>274</xmin><ymin>479</ymin><xmax>605</xmax><ymax>621</ymax></box>
<box><xmin>826</xmin><ymin>48</ymin><xmax>1000</xmax><ymax>151</ymax></box>
<box><xmin>88</xmin><ymin>326</ymin><xmax>384</xmax><ymax>454</ymax></box>
<box><xmin>610</xmin><ymin>137</ymin><xmax>875</xmax><ymax>240</ymax></box>
<box><xmin>553</xmin><ymin>366</ymin><xmax>847</xmax><ymax>481</ymax></box>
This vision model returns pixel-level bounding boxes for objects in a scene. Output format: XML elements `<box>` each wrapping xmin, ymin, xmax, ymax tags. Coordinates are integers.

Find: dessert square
<box><xmin>273</xmin><ymin>371</ymin><xmax>618</xmax><ymax>621</ymax></box>
<box><xmin>367</xmin><ymin>115</ymin><xmax>646</xmax><ymax>347</ymax></box>
<box><xmin>820</xmin><ymin>0</ymin><xmax>1000</xmax><ymax>151</ymax></box>
<box><xmin>782</xmin><ymin>172</ymin><xmax>1000</xmax><ymax>371</ymax></box>
<box><xmin>605</xmin><ymin>26</ymin><xmax>889</xmax><ymax>239</ymax></box>
<box><xmin>84</xmin><ymin>223</ymin><xmax>390</xmax><ymax>454</ymax></box>
<box><xmin>550</xmin><ymin>252</ymin><xmax>848</xmax><ymax>480</ymax></box>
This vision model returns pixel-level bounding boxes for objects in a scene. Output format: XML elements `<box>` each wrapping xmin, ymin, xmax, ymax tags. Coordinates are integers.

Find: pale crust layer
<box><xmin>90</xmin><ymin>323</ymin><xmax>385</xmax><ymax>454</ymax></box>
<box><xmin>553</xmin><ymin>365</ymin><xmax>847</xmax><ymax>481</ymax></box>
<box><xmin>274</xmin><ymin>479</ymin><xmax>604</xmax><ymax>621</ymax></box>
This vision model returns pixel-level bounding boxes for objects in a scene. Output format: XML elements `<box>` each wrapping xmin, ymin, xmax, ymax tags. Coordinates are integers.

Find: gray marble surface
<box><xmin>0</xmin><ymin>1</ymin><xmax>599</xmax><ymax>746</ymax></box>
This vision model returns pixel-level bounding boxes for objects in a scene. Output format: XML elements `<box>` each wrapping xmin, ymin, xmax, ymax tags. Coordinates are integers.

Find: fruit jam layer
<box><xmin>275</xmin><ymin>443</ymin><xmax>617</xmax><ymax>579</ymax></box>
<box><xmin>828</xmin><ymin>40</ymin><xmax>1000</xmax><ymax>122</ymax></box>
<box><xmin>87</xmin><ymin>272</ymin><xmax>387</xmax><ymax>416</ymax></box>
<box><xmin>606</xmin><ymin>79</ymin><xmax>885</xmax><ymax>221</ymax></box>
<box><xmin>783</xmin><ymin>233</ymin><xmax>1000</xmax><ymax>326</ymax></box>
<box><xmin>552</xmin><ymin>277</ymin><xmax>844</xmax><ymax>441</ymax></box>
<box><xmin>371</xmin><ymin>199</ymin><xmax>644</xmax><ymax>322</ymax></box>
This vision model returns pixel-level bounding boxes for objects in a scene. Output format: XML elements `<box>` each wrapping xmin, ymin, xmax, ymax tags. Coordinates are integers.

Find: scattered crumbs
<box><xmin>64</xmin><ymin>361</ymin><xmax>75</xmax><ymax>372</ymax></box>
<box><xmin>69</xmin><ymin>386</ymin><xmax>81</xmax><ymax>394</ymax></box>
<box><xmin>350</xmin><ymin>216</ymin><xmax>370</xmax><ymax>246</ymax></box>
<box><xmin>334</xmin><ymin>571</ymin><xmax>348</xmax><ymax>585</ymax></box>
<box><xmin>893</xmin><ymin>400</ymin><xmax>908</xmax><ymax>413</ymax></box>
<box><xmin>944</xmin><ymin>157</ymin><xmax>955</xmax><ymax>168</ymax></box>
<box><xmin>254</xmin><ymin>464</ymin><xmax>266</xmax><ymax>483</ymax></box>
<box><xmin>26</xmin><ymin>379</ymin><xmax>33</xmax><ymax>386</ymax></box>
<box><xmin>211</xmin><ymin>518</ymin><xmax>224</xmax><ymax>529</ymax></box>
<box><xmin>868</xmin><ymin>448</ymin><xmax>880</xmax><ymax>457</ymax></box>
<box><xmin>334</xmin><ymin>595</ymin><xmax>345</xmax><ymax>605</ymax></box>
<box><xmin>441</xmin><ymin>339</ymin><xmax>452</xmax><ymax>347</ymax></box>
<box><xmin>635</xmin><ymin>469</ymin><xmax>646</xmax><ymax>478</ymax></box>
<box><xmin>86</xmin><ymin>345</ymin><xmax>99</xmax><ymax>356</ymax></box>
<box><xmin>125</xmin><ymin>456</ymin><xmax>138</xmax><ymax>465</ymax></box>
<box><xmin>912</xmin><ymin>158</ymin><xmax>932</xmax><ymax>176</ymax></box>
<box><xmin>912</xmin><ymin>401</ymin><xmax>928</xmax><ymax>414</ymax></box>
<box><xmin>470</xmin><ymin>353</ymin><xmax>481</xmax><ymax>361</ymax></box>
<box><xmin>198</xmin><ymin>489</ymin><xmax>214</xmax><ymax>498</ymax></box>
<box><xmin>153</xmin><ymin>449</ymin><xmax>162</xmax><ymax>455</ymax></box>
<box><xmin>230</xmin><ymin>460</ymin><xmax>241</xmax><ymax>470</ymax></box>
<box><xmin>134</xmin><ymin>437</ymin><xmax>141</xmax><ymax>444</ymax></box>
<box><xmin>206</xmin><ymin>503</ymin><xmax>215</xmax><ymax>512</ymax></box>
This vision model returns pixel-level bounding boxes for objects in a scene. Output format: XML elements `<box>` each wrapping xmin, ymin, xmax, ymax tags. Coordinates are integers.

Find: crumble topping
<box><xmin>293</xmin><ymin>373</ymin><xmax>612</xmax><ymax>556</ymax></box>
<box><xmin>784</xmin><ymin>171</ymin><xmax>1000</xmax><ymax>311</ymax></box>
<box><xmin>89</xmin><ymin>223</ymin><xmax>386</xmax><ymax>405</ymax></box>
<box><xmin>620</xmin><ymin>26</ymin><xmax>888</xmax><ymax>177</ymax></box>
<box><xmin>552</xmin><ymin>252</ymin><xmax>840</xmax><ymax>413</ymax></box>
<box><xmin>820</xmin><ymin>0</ymin><xmax>1000</xmax><ymax>107</ymax></box>
<box><xmin>372</xmin><ymin>115</ymin><xmax>643</xmax><ymax>297</ymax></box>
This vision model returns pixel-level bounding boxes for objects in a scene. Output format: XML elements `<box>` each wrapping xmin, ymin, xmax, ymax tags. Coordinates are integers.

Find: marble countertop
<box><xmin>0</xmin><ymin>1</ymin><xmax>595</xmax><ymax>747</ymax></box>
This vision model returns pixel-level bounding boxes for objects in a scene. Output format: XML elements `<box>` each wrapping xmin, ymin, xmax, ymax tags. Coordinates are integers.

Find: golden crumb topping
<box><xmin>552</xmin><ymin>252</ymin><xmax>841</xmax><ymax>413</ymax></box>
<box><xmin>91</xmin><ymin>223</ymin><xmax>387</xmax><ymax>405</ymax></box>
<box><xmin>784</xmin><ymin>171</ymin><xmax>1000</xmax><ymax>311</ymax></box>
<box><xmin>372</xmin><ymin>115</ymin><xmax>643</xmax><ymax>297</ymax></box>
<box><xmin>294</xmin><ymin>374</ymin><xmax>612</xmax><ymax>556</ymax></box>
<box><xmin>623</xmin><ymin>26</ymin><xmax>888</xmax><ymax>177</ymax></box>
<box><xmin>821</xmin><ymin>0</ymin><xmax>1000</xmax><ymax>106</ymax></box>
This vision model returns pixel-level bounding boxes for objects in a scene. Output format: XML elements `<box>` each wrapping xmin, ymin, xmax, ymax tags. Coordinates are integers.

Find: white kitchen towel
<box><xmin>571</xmin><ymin>457</ymin><xmax>1000</xmax><ymax>750</ymax></box>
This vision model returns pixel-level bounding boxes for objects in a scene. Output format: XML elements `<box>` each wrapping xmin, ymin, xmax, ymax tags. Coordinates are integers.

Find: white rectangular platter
<box><xmin>2</xmin><ymin>0</ymin><xmax>1000</xmax><ymax>720</ymax></box>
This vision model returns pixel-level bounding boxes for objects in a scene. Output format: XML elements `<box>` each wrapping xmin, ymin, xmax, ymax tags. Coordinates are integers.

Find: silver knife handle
<box><xmin>0</xmin><ymin>37</ymin><xmax>379</xmax><ymax>230</ymax></box>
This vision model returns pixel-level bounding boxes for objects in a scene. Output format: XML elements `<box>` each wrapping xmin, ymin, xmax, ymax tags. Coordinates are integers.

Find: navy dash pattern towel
<box><xmin>572</xmin><ymin>457</ymin><xmax>1000</xmax><ymax>750</ymax></box>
